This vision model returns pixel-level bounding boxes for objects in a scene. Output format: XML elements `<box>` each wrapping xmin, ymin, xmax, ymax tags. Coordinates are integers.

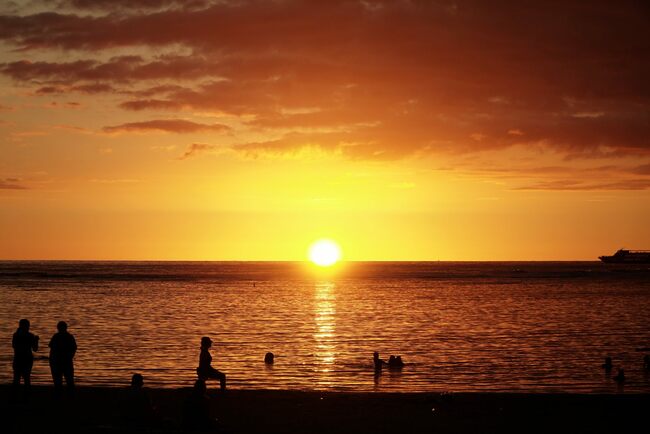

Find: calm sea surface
<box><xmin>1</xmin><ymin>261</ymin><xmax>649</xmax><ymax>393</ymax></box>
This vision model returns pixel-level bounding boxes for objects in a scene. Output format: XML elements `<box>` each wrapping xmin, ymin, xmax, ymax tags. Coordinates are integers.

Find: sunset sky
<box><xmin>0</xmin><ymin>0</ymin><xmax>648</xmax><ymax>260</ymax></box>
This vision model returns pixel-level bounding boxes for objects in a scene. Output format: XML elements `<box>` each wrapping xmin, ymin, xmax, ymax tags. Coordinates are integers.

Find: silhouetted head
<box><xmin>18</xmin><ymin>319</ymin><xmax>30</xmax><ymax>331</ymax></box>
<box><xmin>373</xmin><ymin>352</ymin><xmax>379</xmax><ymax>360</ymax></box>
<box><xmin>264</xmin><ymin>352</ymin><xmax>274</xmax><ymax>364</ymax></box>
<box><xmin>193</xmin><ymin>379</ymin><xmax>207</xmax><ymax>395</ymax></box>
<box><xmin>57</xmin><ymin>321</ymin><xmax>68</xmax><ymax>332</ymax></box>
<box><xmin>131</xmin><ymin>373</ymin><xmax>144</xmax><ymax>388</ymax></box>
<box><xmin>200</xmin><ymin>336</ymin><xmax>212</xmax><ymax>349</ymax></box>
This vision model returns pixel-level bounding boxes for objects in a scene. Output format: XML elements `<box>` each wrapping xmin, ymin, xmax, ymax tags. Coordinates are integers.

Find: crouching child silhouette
<box><xmin>196</xmin><ymin>336</ymin><xmax>226</xmax><ymax>391</ymax></box>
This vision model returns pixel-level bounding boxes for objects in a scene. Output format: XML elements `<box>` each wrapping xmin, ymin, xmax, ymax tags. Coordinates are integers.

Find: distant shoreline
<box><xmin>0</xmin><ymin>259</ymin><xmax>610</xmax><ymax>263</ymax></box>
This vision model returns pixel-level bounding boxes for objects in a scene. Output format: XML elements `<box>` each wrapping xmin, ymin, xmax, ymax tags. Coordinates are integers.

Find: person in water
<box><xmin>373</xmin><ymin>352</ymin><xmax>388</xmax><ymax>373</ymax></box>
<box><xmin>12</xmin><ymin>319</ymin><xmax>39</xmax><ymax>393</ymax></box>
<box><xmin>388</xmin><ymin>355</ymin><xmax>405</xmax><ymax>369</ymax></box>
<box><xmin>197</xmin><ymin>336</ymin><xmax>226</xmax><ymax>391</ymax></box>
<box><xmin>613</xmin><ymin>368</ymin><xmax>625</xmax><ymax>383</ymax></box>
<box><xmin>49</xmin><ymin>320</ymin><xmax>77</xmax><ymax>396</ymax></box>
<box><xmin>264</xmin><ymin>352</ymin><xmax>274</xmax><ymax>364</ymax></box>
<box><xmin>602</xmin><ymin>357</ymin><xmax>613</xmax><ymax>372</ymax></box>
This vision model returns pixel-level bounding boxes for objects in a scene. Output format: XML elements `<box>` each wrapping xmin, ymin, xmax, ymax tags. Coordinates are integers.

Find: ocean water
<box><xmin>1</xmin><ymin>261</ymin><xmax>649</xmax><ymax>393</ymax></box>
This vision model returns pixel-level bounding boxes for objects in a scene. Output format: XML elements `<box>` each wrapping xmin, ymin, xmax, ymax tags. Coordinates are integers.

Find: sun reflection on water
<box><xmin>314</xmin><ymin>281</ymin><xmax>336</xmax><ymax>375</ymax></box>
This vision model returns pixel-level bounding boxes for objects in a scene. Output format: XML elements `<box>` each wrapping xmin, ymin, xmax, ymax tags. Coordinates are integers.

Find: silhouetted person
<box><xmin>602</xmin><ymin>357</ymin><xmax>613</xmax><ymax>372</ymax></box>
<box><xmin>613</xmin><ymin>368</ymin><xmax>625</xmax><ymax>383</ymax></box>
<box><xmin>124</xmin><ymin>373</ymin><xmax>157</xmax><ymax>427</ymax></box>
<box><xmin>197</xmin><ymin>336</ymin><xmax>226</xmax><ymax>391</ymax></box>
<box><xmin>373</xmin><ymin>352</ymin><xmax>387</xmax><ymax>373</ymax></box>
<box><xmin>264</xmin><ymin>352</ymin><xmax>274</xmax><ymax>364</ymax></box>
<box><xmin>12</xmin><ymin>319</ymin><xmax>39</xmax><ymax>394</ymax></box>
<box><xmin>644</xmin><ymin>355</ymin><xmax>650</xmax><ymax>370</ymax></box>
<box><xmin>387</xmin><ymin>355</ymin><xmax>405</xmax><ymax>369</ymax></box>
<box><xmin>183</xmin><ymin>379</ymin><xmax>219</xmax><ymax>431</ymax></box>
<box><xmin>49</xmin><ymin>321</ymin><xmax>77</xmax><ymax>396</ymax></box>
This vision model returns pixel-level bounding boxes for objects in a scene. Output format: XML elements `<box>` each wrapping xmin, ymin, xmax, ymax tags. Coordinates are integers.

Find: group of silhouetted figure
<box><xmin>373</xmin><ymin>351</ymin><xmax>405</xmax><ymax>373</ymax></box>
<box><xmin>601</xmin><ymin>355</ymin><xmax>650</xmax><ymax>384</ymax></box>
<box><xmin>10</xmin><ymin>318</ymin><xmax>226</xmax><ymax>430</ymax></box>
<box><xmin>127</xmin><ymin>372</ymin><xmax>220</xmax><ymax>430</ymax></box>
<box><xmin>11</xmin><ymin>317</ymin><xmax>414</xmax><ymax>430</ymax></box>
<box><xmin>12</xmin><ymin>319</ymin><xmax>77</xmax><ymax>397</ymax></box>
<box><xmin>13</xmin><ymin>315</ymin><xmax>650</xmax><ymax>431</ymax></box>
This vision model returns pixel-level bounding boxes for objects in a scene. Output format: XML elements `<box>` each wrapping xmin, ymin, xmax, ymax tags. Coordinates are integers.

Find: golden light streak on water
<box><xmin>314</xmin><ymin>281</ymin><xmax>336</xmax><ymax>377</ymax></box>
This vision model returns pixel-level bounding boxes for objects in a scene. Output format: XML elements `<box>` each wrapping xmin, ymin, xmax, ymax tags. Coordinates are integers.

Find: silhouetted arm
<box><xmin>32</xmin><ymin>334</ymin><xmax>39</xmax><ymax>352</ymax></box>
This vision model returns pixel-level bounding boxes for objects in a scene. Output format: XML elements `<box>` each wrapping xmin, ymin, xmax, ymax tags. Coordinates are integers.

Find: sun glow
<box><xmin>308</xmin><ymin>239</ymin><xmax>342</xmax><ymax>267</ymax></box>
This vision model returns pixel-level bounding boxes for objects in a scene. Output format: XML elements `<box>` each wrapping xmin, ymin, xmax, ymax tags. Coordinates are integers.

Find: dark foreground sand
<box><xmin>2</xmin><ymin>385</ymin><xmax>649</xmax><ymax>434</ymax></box>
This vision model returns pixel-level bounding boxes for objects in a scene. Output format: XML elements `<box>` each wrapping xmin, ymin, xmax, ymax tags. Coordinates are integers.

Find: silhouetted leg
<box><xmin>23</xmin><ymin>361</ymin><xmax>33</xmax><ymax>398</ymax></box>
<box><xmin>217</xmin><ymin>371</ymin><xmax>226</xmax><ymax>391</ymax></box>
<box><xmin>12</xmin><ymin>366</ymin><xmax>21</xmax><ymax>387</ymax></box>
<box><xmin>51</xmin><ymin>362</ymin><xmax>63</xmax><ymax>396</ymax></box>
<box><xmin>63</xmin><ymin>363</ymin><xmax>75</xmax><ymax>396</ymax></box>
<box><xmin>11</xmin><ymin>364</ymin><xmax>22</xmax><ymax>398</ymax></box>
<box><xmin>212</xmin><ymin>369</ymin><xmax>226</xmax><ymax>391</ymax></box>
<box><xmin>208</xmin><ymin>369</ymin><xmax>226</xmax><ymax>391</ymax></box>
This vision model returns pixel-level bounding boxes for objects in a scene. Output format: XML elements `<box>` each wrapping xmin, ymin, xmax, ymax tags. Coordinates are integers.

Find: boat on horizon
<box><xmin>599</xmin><ymin>249</ymin><xmax>650</xmax><ymax>264</ymax></box>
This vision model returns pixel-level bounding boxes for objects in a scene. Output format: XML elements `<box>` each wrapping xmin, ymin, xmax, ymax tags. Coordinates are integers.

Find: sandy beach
<box><xmin>3</xmin><ymin>385</ymin><xmax>649</xmax><ymax>433</ymax></box>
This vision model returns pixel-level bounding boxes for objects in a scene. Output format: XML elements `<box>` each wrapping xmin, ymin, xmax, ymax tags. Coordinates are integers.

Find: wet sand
<box><xmin>3</xmin><ymin>385</ymin><xmax>649</xmax><ymax>433</ymax></box>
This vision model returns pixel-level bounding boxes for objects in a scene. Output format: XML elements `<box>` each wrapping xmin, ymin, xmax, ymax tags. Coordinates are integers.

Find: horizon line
<box><xmin>0</xmin><ymin>258</ymin><xmax>603</xmax><ymax>263</ymax></box>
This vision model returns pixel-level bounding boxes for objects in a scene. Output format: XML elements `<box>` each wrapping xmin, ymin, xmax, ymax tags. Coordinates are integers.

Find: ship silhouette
<box><xmin>599</xmin><ymin>249</ymin><xmax>650</xmax><ymax>263</ymax></box>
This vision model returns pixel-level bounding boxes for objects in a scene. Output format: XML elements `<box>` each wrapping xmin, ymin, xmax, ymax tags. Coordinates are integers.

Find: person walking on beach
<box><xmin>49</xmin><ymin>321</ymin><xmax>77</xmax><ymax>396</ymax></box>
<box><xmin>12</xmin><ymin>319</ymin><xmax>39</xmax><ymax>394</ymax></box>
<box><xmin>196</xmin><ymin>336</ymin><xmax>226</xmax><ymax>391</ymax></box>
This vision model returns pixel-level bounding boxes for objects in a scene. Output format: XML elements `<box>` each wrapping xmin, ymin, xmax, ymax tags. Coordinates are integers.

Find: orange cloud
<box><xmin>515</xmin><ymin>180</ymin><xmax>650</xmax><ymax>191</ymax></box>
<box><xmin>0</xmin><ymin>178</ymin><xmax>27</xmax><ymax>190</ymax></box>
<box><xmin>0</xmin><ymin>0</ymin><xmax>648</xmax><ymax>164</ymax></box>
<box><xmin>103</xmin><ymin>119</ymin><xmax>230</xmax><ymax>134</ymax></box>
<box><xmin>178</xmin><ymin>143</ymin><xmax>216</xmax><ymax>159</ymax></box>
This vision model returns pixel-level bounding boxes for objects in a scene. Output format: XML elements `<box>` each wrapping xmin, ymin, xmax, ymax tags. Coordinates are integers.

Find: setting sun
<box><xmin>308</xmin><ymin>240</ymin><xmax>342</xmax><ymax>267</ymax></box>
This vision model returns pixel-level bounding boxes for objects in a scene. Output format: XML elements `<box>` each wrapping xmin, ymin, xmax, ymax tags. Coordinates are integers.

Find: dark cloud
<box><xmin>103</xmin><ymin>119</ymin><xmax>230</xmax><ymax>133</ymax></box>
<box><xmin>59</xmin><ymin>0</ymin><xmax>213</xmax><ymax>11</ymax></box>
<box><xmin>631</xmin><ymin>163</ymin><xmax>650</xmax><ymax>175</ymax></box>
<box><xmin>178</xmin><ymin>143</ymin><xmax>215</xmax><ymax>159</ymax></box>
<box><xmin>1</xmin><ymin>55</ymin><xmax>221</xmax><ymax>84</ymax></box>
<box><xmin>0</xmin><ymin>178</ymin><xmax>27</xmax><ymax>189</ymax></box>
<box><xmin>515</xmin><ymin>179</ymin><xmax>650</xmax><ymax>191</ymax></box>
<box><xmin>0</xmin><ymin>1</ymin><xmax>648</xmax><ymax>159</ymax></box>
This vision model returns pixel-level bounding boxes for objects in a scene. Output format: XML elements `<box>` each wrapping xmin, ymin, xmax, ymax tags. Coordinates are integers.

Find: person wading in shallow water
<box><xmin>49</xmin><ymin>321</ymin><xmax>77</xmax><ymax>396</ymax></box>
<box><xmin>196</xmin><ymin>336</ymin><xmax>226</xmax><ymax>391</ymax></box>
<box><xmin>12</xmin><ymin>319</ymin><xmax>39</xmax><ymax>395</ymax></box>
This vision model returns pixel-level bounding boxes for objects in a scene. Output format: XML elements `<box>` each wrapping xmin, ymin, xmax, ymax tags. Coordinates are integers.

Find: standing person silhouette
<box><xmin>196</xmin><ymin>337</ymin><xmax>226</xmax><ymax>391</ymax></box>
<box><xmin>12</xmin><ymin>319</ymin><xmax>39</xmax><ymax>394</ymax></box>
<box><xmin>48</xmin><ymin>321</ymin><xmax>77</xmax><ymax>396</ymax></box>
